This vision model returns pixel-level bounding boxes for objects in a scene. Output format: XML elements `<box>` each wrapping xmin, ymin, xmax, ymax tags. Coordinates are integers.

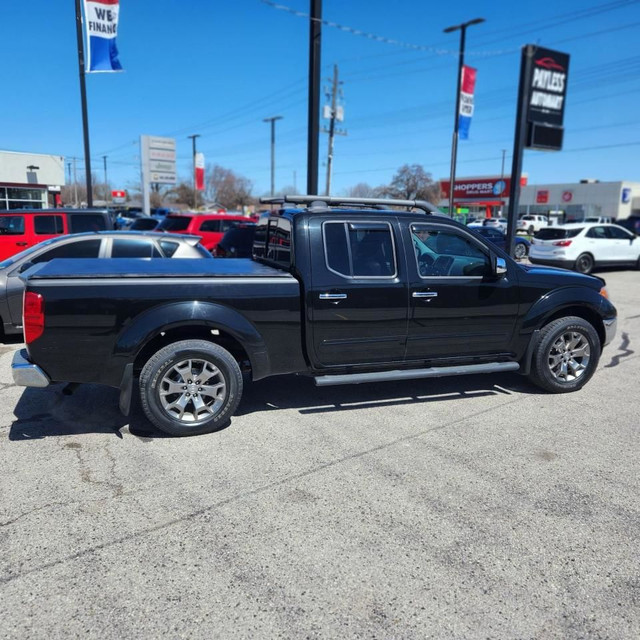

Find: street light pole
<box><xmin>444</xmin><ymin>17</ymin><xmax>485</xmax><ymax>216</ymax></box>
<box><xmin>263</xmin><ymin>116</ymin><xmax>283</xmax><ymax>197</ymax></box>
<box><xmin>187</xmin><ymin>134</ymin><xmax>200</xmax><ymax>209</ymax></box>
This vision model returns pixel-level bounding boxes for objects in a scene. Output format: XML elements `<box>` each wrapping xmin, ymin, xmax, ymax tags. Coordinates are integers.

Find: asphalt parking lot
<box><xmin>1</xmin><ymin>270</ymin><xmax>638</xmax><ymax>639</ymax></box>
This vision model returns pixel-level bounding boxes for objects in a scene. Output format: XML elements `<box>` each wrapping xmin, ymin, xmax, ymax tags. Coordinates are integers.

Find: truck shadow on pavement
<box><xmin>236</xmin><ymin>372</ymin><xmax>540</xmax><ymax>418</ymax></box>
<box><xmin>8</xmin><ymin>373</ymin><xmax>540</xmax><ymax>441</ymax></box>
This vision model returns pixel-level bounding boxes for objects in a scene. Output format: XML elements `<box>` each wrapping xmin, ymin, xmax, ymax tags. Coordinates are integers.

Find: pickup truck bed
<box><xmin>23</xmin><ymin>257</ymin><xmax>306</xmax><ymax>389</ymax></box>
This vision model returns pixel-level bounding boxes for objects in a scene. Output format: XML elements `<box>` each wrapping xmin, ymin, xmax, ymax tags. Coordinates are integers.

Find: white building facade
<box><xmin>0</xmin><ymin>150</ymin><xmax>65</xmax><ymax>210</ymax></box>
<box><xmin>519</xmin><ymin>180</ymin><xmax>640</xmax><ymax>222</ymax></box>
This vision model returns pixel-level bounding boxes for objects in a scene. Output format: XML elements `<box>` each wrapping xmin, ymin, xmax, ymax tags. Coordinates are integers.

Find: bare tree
<box><xmin>344</xmin><ymin>183</ymin><xmax>377</xmax><ymax>198</ymax></box>
<box><xmin>378</xmin><ymin>164</ymin><xmax>440</xmax><ymax>204</ymax></box>
<box><xmin>205</xmin><ymin>164</ymin><xmax>254</xmax><ymax>210</ymax></box>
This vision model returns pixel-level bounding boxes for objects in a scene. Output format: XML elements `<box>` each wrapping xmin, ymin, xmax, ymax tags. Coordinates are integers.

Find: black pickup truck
<box><xmin>12</xmin><ymin>196</ymin><xmax>617</xmax><ymax>436</ymax></box>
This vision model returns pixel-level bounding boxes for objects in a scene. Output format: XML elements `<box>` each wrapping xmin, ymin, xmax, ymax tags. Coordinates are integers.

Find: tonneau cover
<box><xmin>24</xmin><ymin>258</ymin><xmax>294</xmax><ymax>280</ymax></box>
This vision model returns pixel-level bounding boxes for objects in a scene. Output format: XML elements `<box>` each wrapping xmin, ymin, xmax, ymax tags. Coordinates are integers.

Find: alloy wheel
<box><xmin>159</xmin><ymin>358</ymin><xmax>226</xmax><ymax>424</ymax></box>
<box><xmin>547</xmin><ymin>331</ymin><xmax>591</xmax><ymax>382</ymax></box>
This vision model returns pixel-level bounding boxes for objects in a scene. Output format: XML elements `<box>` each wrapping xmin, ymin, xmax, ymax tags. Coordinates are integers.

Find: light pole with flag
<box><xmin>443</xmin><ymin>17</ymin><xmax>484</xmax><ymax>216</ymax></box>
<box><xmin>75</xmin><ymin>0</ymin><xmax>123</xmax><ymax>207</ymax></box>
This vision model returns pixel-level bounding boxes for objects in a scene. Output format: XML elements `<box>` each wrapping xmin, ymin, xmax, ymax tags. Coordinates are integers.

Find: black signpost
<box><xmin>505</xmin><ymin>45</ymin><xmax>570</xmax><ymax>257</ymax></box>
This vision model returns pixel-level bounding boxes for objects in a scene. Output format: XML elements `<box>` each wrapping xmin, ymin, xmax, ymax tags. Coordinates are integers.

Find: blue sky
<box><xmin>1</xmin><ymin>0</ymin><xmax>639</xmax><ymax>196</ymax></box>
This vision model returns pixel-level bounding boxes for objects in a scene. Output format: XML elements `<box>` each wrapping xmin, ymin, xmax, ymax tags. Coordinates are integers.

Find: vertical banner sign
<box><xmin>83</xmin><ymin>0</ymin><xmax>123</xmax><ymax>72</ymax></box>
<box><xmin>525</xmin><ymin>47</ymin><xmax>569</xmax><ymax>150</ymax></box>
<box><xmin>195</xmin><ymin>153</ymin><xmax>205</xmax><ymax>191</ymax></box>
<box><xmin>458</xmin><ymin>65</ymin><xmax>477</xmax><ymax>140</ymax></box>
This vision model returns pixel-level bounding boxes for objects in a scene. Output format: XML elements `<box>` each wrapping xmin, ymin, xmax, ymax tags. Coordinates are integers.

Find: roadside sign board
<box><xmin>111</xmin><ymin>189</ymin><xmax>126</xmax><ymax>204</ymax></box>
<box><xmin>141</xmin><ymin>135</ymin><xmax>176</xmax><ymax>184</ymax></box>
<box><xmin>140</xmin><ymin>135</ymin><xmax>177</xmax><ymax>215</ymax></box>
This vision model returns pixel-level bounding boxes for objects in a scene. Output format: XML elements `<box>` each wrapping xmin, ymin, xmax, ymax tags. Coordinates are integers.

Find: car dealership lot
<box><xmin>1</xmin><ymin>271</ymin><xmax>638</xmax><ymax>639</ymax></box>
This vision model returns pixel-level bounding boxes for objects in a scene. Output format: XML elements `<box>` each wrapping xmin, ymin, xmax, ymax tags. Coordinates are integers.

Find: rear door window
<box><xmin>111</xmin><ymin>238</ymin><xmax>162</xmax><ymax>258</ymax></box>
<box><xmin>199</xmin><ymin>219</ymin><xmax>222</xmax><ymax>232</ymax></box>
<box><xmin>34</xmin><ymin>215</ymin><xmax>64</xmax><ymax>235</ymax></box>
<box><xmin>159</xmin><ymin>217</ymin><xmax>191</xmax><ymax>232</ymax></box>
<box><xmin>323</xmin><ymin>221</ymin><xmax>396</xmax><ymax>278</ymax></box>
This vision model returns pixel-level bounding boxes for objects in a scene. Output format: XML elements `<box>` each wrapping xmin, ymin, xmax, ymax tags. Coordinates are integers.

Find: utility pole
<box><xmin>187</xmin><ymin>134</ymin><xmax>200</xmax><ymax>209</ymax></box>
<box><xmin>72</xmin><ymin>157</ymin><xmax>79</xmax><ymax>207</ymax></box>
<box><xmin>322</xmin><ymin>64</ymin><xmax>347</xmax><ymax>196</ymax></box>
<box><xmin>263</xmin><ymin>116</ymin><xmax>283</xmax><ymax>196</ymax></box>
<box><xmin>500</xmin><ymin>149</ymin><xmax>507</xmax><ymax>215</ymax></box>
<box><xmin>444</xmin><ymin>17</ymin><xmax>485</xmax><ymax>215</ymax></box>
<box><xmin>75</xmin><ymin>0</ymin><xmax>93</xmax><ymax>207</ymax></box>
<box><xmin>102</xmin><ymin>155</ymin><xmax>108</xmax><ymax>198</ymax></box>
<box><xmin>307</xmin><ymin>0</ymin><xmax>322</xmax><ymax>195</ymax></box>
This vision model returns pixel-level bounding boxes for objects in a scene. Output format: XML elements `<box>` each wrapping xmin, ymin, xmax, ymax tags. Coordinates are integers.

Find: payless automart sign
<box><xmin>527</xmin><ymin>47</ymin><xmax>570</xmax><ymax>127</ymax></box>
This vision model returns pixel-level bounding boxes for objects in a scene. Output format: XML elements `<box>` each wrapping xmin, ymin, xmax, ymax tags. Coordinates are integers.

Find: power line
<box><xmin>259</xmin><ymin>0</ymin><xmax>510</xmax><ymax>57</ymax></box>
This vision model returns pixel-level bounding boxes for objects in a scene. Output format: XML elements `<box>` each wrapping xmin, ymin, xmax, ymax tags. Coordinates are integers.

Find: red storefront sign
<box><xmin>440</xmin><ymin>175</ymin><xmax>528</xmax><ymax>199</ymax></box>
<box><xmin>536</xmin><ymin>190</ymin><xmax>549</xmax><ymax>204</ymax></box>
<box><xmin>562</xmin><ymin>190</ymin><xmax>573</xmax><ymax>202</ymax></box>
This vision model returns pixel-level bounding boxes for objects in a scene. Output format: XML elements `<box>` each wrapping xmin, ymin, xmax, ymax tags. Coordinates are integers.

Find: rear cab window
<box><xmin>253</xmin><ymin>215</ymin><xmax>293</xmax><ymax>270</ymax></box>
<box><xmin>323</xmin><ymin>221</ymin><xmax>397</xmax><ymax>278</ymax></box>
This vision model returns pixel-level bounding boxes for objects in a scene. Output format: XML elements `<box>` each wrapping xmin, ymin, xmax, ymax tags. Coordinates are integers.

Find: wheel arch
<box><xmin>522</xmin><ymin>288</ymin><xmax>607</xmax><ymax>349</ymax></box>
<box><xmin>112</xmin><ymin>301</ymin><xmax>271</xmax><ymax>381</ymax></box>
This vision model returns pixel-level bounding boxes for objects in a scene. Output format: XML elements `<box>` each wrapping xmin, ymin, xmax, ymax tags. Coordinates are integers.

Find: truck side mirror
<box><xmin>493</xmin><ymin>256</ymin><xmax>507</xmax><ymax>276</ymax></box>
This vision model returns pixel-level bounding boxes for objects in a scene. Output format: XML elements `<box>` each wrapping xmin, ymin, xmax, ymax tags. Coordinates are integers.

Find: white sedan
<box><xmin>529</xmin><ymin>223</ymin><xmax>640</xmax><ymax>274</ymax></box>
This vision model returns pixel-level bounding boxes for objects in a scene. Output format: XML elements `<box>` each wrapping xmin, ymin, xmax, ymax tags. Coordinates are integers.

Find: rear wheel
<box><xmin>139</xmin><ymin>339</ymin><xmax>242</xmax><ymax>436</ymax></box>
<box><xmin>528</xmin><ymin>316</ymin><xmax>600</xmax><ymax>393</ymax></box>
<box><xmin>575</xmin><ymin>253</ymin><xmax>594</xmax><ymax>274</ymax></box>
<box><xmin>514</xmin><ymin>243</ymin><xmax>527</xmax><ymax>259</ymax></box>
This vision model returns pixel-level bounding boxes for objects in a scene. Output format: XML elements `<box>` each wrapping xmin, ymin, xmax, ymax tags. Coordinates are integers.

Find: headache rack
<box><xmin>260</xmin><ymin>195</ymin><xmax>438</xmax><ymax>215</ymax></box>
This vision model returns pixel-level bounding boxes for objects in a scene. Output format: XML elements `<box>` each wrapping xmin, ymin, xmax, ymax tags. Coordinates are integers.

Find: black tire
<box><xmin>139</xmin><ymin>339</ymin><xmax>242</xmax><ymax>436</ymax></box>
<box><xmin>528</xmin><ymin>316</ymin><xmax>600</xmax><ymax>393</ymax></box>
<box><xmin>514</xmin><ymin>243</ymin><xmax>527</xmax><ymax>259</ymax></box>
<box><xmin>574</xmin><ymin>253</ymin><xmax>594</xmax><ymax>274</ymax></box>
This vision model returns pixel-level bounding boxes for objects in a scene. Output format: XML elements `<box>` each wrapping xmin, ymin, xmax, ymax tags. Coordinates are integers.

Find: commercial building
<box><xmin>0</xmin><ymin>150</ymin><xmax>65</xmax><ymax>210</ymax></box>
<box><xmin>439</xmin><ymin>175</ymin><xmax>640</xmax><ymax>222</ymax></box>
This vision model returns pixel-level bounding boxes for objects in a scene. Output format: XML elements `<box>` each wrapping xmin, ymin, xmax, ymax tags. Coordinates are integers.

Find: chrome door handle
<box><xmin>319</xmin><ymin>293</ymin><xmax>347</xmax><ymax>300</ymax></box>
<box><xmin>413</xmin><ymin>291</ymin><xmax>438</xmax><ymax>298</ymax></box>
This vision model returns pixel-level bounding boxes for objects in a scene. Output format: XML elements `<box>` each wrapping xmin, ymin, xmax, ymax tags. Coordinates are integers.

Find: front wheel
<box><xmin>139</xmin><ymin>340</ymin><xmax>243</xmax><ymax>436</ymax></box>
<box><xmin>528</xmin><ymin>316</ymin><xmax>600</xmax><ymax>393</ymax></box>
<box><xmin>575</xmin><ymin>253</ymin><xmax>594</xmax><ymax>274</ymax></box>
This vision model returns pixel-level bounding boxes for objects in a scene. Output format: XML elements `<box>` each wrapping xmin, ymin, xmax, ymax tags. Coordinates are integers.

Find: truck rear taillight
<box><xmin>24</xmin><ymin>292</ymin><xmax>44</xmax><ymax>343</ymax></box>
<box><xmin>553</xmin><ymin>240</ymin><xmax>572</xmax><ymax>247</ymax></box>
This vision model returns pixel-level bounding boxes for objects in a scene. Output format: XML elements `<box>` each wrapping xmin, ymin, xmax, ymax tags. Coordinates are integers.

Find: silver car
<box><xmin>0</xmin><ymin>231</ymin><xmax>210</xmax><ymax>338</ymax></box>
